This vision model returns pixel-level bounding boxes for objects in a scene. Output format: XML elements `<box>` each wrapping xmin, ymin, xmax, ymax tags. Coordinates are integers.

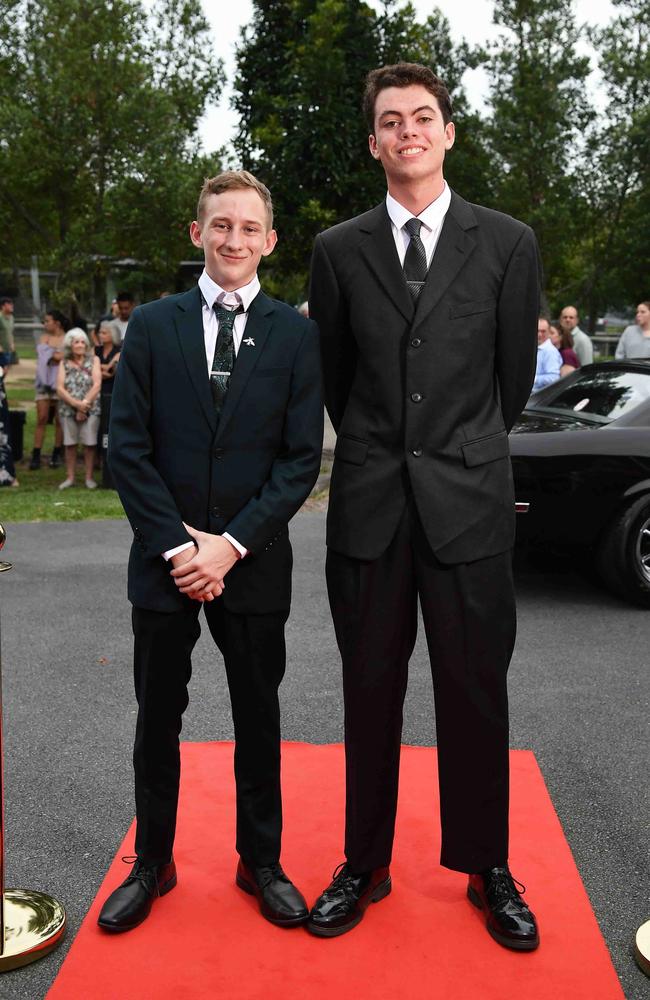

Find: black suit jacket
<box><xmin>309</xmin><ymin>190</ymin><xmax>540</xmax><ymax>564</ymax></box>
<box><xmin>108</xmin><ymin>286</ymin><xmax>323</xmax><ymax>614</ymax></box>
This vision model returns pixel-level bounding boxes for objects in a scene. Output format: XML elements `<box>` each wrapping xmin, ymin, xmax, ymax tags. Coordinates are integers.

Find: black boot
<box><xmin>97</xmin><ymin>857</ymin><xmax>177</xmax><ymax>933</ymax></box>
<box><xmin>29</xmin><ymin>448</ymin><xmax>41</xmax><ymax>470</ymax></box>
<box><xmin>49</xmin><ymin>446</ymin><xmax>62</xmax><ymax>469</ymax></box>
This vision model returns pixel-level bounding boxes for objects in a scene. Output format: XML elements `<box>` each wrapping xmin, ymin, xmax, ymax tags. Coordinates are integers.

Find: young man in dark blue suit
<box><xmin>98</xmin><ymin>171</ymin><xmax>323</xmax><ymax>932</ymax></box>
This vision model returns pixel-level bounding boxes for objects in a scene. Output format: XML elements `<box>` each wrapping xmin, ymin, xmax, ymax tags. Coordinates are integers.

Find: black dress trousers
<box><xmin>326</xmin><ymin>502</ymin><xmax>516</xmax><ymax>875</ymax></box>
<box><xmin>132</xmin><ymin>601</ymin><xmax>288</xmax><ymax>868</ymax></box>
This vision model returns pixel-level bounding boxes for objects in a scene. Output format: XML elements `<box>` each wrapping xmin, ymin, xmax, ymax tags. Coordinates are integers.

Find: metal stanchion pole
<box><xmin>0</xmin><ymin>523</ymin><xmax>66</xmax><ymax>971</ymax></box>
<box><xmin>635</xmin><ymin>919</ymin><xmax>650</xmax><ymax>977</ymax></box>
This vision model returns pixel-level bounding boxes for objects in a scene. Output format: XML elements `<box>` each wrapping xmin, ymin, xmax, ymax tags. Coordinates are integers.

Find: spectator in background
<box><xmin>0</xmin><ymin>360</ymin><xmax>18</xmax><ymax>487</ymax></box>
<box><xmin>549</xmin><ymin>324</ymin><xmax>580</xmax><ymax>376</ymax></box>
<box><xmin>95</xmin><ymin>320</ymin><xmax>121</xmax><ymax>470</ymax></box>
<box><xmin>615</xmin><ymin>302</ymin><xmax>650</xmax><ymax>360</ymax></box>
<box><xmin>559</xmin><ymin>305</ymin><xmax>593</xmax><ymax>366</ymax></box>
<box><xmin>110</xmin><ymin>291</ymin><xmax>135</xmax><ymax>343</ymax></box>
<box><xmin>0</xmin><ymin>297</ymin><xmax>16</xmax><ymax>373</ymax></box>
<box><xmin>533</xmin><ymin>317</ymin><xmax>562</xmax><ymax>393</ymax></box>
<box><xmin>56</xmin><ymin>328</ymin><xmax>101</xmax><ymax>490</ymax></box>
<box><xmin>30</xmin><ymin>309</ymin><xmax>69</xmax><ymax>470</ymax></box>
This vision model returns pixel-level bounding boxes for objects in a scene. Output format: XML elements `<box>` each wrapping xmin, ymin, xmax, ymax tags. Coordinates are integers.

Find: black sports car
<box><xmin>509</xmin><ymin>360</ymin><xmax>650</xmax><ymax>607</ymax></box>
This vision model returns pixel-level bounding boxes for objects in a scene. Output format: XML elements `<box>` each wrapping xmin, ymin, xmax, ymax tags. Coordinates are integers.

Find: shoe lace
<box><xmin>325</xmin><ymin>862</ymin><xmax>360</xmax><ymax>899</ymax></box>
<box><xmin>254</xmin><ymin>862</ymin><xmax>285</xmax><ymax>888</ymax></box>
<box><xmin>120</xmin><ymin>855</ymin><xmax>157</xmax><ymax>889</ymax></box>
<box><xmin>486</xmin><ymin>868</ymin><xmax>527</xmax><ymax>906</ymax></box>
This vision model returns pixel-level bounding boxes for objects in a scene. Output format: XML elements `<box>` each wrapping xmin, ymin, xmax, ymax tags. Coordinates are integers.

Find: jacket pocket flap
<box><xmin>449</xmin><ymin>298</ymin><xmax>496</xmax><ymax>319</ymax></box>
<box><xmin>461</xmin><ymin>431</ymin><xmax>509</xmax><ymax>468</ymax></box>
<box><xmin>335</xmin><ymin>435</ymin><xmax>369</xmax><ymax>466</ymax></box>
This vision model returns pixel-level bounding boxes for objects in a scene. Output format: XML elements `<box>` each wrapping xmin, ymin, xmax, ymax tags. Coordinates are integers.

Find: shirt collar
<box><xmin>198</xmin><ymin>269</ymin><xmax>260</xmax><ymax>313</ymax></box>
<box><xmin>386</xmin><ymin>182</ymin><xmax>451</xmax><ymax>234</ymax></box>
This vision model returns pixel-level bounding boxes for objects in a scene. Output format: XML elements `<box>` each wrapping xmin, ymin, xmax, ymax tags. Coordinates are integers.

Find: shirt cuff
<box><xmin>162</xmin><ymin>541</ymin><xmax>195</xmax><ymax>562</ymax></box>
<box><xmin>222</xmin><ymin>532</ymin><xmax>247</xmax><ymax>558</ymax></box>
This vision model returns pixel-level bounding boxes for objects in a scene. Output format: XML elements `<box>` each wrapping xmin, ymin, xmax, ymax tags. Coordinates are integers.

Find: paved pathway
<box><xmin>0</xmin><ymin>515</ymin><xmax>647</xmax><ymax>998</ymax></box>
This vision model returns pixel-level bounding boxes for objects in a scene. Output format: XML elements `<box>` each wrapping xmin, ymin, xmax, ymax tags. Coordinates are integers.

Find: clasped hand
<box><xmin>169</xmin><ymin>523</ymin><xmax>239</xmax><ymax>602</ymax></box>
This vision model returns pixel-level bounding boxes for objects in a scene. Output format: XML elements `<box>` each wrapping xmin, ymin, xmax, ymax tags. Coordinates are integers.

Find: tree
<box><xmin>232</xmin><ymin>0</ymin><xmax>483</xmax><ymax>300</ymax></box>
<box><xmin>0</xmin><ymin>0</ymin><xmax>221</xmax><ymax>310</ymax></box>
<box><xmin>578</xmin><ymin>0</ymin><xmax>650</xmax><ymax>323</ymax></box>
<box><xmin>482</xmin><ymin>0</ymin><xmax>594</xmax><ymax>307</ymax></box>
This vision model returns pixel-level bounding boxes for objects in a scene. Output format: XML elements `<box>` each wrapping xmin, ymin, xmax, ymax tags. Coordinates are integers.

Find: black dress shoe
<box><xmin>236</xmin><ymin>859</ymin><xmax>308</xmax><ymax>927</ymax></box>
<box><xmin>97</xmin><ymin>857</ymin><xmax>177</xmax><ymax>933</ymax></box>
<box><xmin>307</xmin><ymin>862</ymin><xmax>391</xmax><ymax>937</ymax></box>
<box><xmin>468</xmin><ymin>866</ymin><xmax>539</xmax><ymax>951</ymax></box>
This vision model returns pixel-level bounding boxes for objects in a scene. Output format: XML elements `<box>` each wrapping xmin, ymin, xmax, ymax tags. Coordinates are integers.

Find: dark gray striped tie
<box><xmin>403</xmin><ymin>217</ymin><xmax>427</xmax><ymax>301</ymax></box>
<box><xmin>211</xmin><ymin>302</ymin><xmax>243</xmax><ymax>418</ymax></box>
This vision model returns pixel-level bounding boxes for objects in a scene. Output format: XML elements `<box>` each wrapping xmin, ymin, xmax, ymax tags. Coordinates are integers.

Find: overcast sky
<box><xmin>196</xmin><ymin>0</ymin><xmax>616</xmax><ymax>153</ymax></box>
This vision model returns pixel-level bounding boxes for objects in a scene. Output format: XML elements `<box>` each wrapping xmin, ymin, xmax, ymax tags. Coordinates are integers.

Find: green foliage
<box><xmin>578</xmin><ymin>0</ymin><xmax>650</xmax><ymax>318</ymax></box>
<box><xmin>0</xmin><ymin>0</ymin><xmax>221</xmax><ymax>312</ymax></box>
<box><xmin>482</xmin><ymin>0</ymin><xmax>594</xmax><ymax>306</ymax></box>
<box><xmin>232</xmin><ymin>0</ymin><xmax>484</xmax><ymax>298</ymax></box>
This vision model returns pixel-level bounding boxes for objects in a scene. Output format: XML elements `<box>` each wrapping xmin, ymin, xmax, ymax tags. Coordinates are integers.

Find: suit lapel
<box><xmin>214</xmin><ymin>290</ymin><xmax>274</xmax><ymax>442</ymax></box>
<box><xmin>412</xmin><ymin>192</ymin><xmax>478</xmax><ymax>333</ymax></box>
<box><xmin>358</xmin><ymin>204</ymin><xmax>414</xmax><ymax>323</ymax></box>
<box><xmin>174</xmin><ymin>286</ymin><xmax>216</xmax><ymax>433</ymax></box>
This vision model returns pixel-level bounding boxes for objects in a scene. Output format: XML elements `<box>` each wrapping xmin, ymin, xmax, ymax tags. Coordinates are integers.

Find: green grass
<box><xmin>4</xmin><ymin>387</ymin><xmax>330</xmax><ymax>522</ymax></box>
<box><xmin>4</xmin><ymin>405</ymin><xmax>125</xmax><ymax>522</ymax></box>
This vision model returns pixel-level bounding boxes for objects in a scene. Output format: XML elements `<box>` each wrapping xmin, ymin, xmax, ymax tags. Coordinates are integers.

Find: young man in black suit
<box><xmin>98</xmin><ymin>171</ymin><xmax>323</xmax><ymax>933</ymax></box>
<box><xmin>307</xmin><ymin>63</ymin><xmax>541</xmax><ymax>949</ymax></box>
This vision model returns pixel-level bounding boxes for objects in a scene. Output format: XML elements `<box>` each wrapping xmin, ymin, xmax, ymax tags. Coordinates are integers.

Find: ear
<box><xmin>189</xmin><ymin>220</ymin><xmax>203</xmax><ymax>249</ymax></box>
<box><xmin>444</xmin><ymin>122</ymin><xmax>456</xmax><ymax>151</ymax></box>
<box><xmin>262</xmin><ymin>229</ymin><xmax>278</xmax><ymax>257</ymax></box>
<box><xmin>368</xmin><ymin>133</ymin><xmax>380</xmax><ymax>160</ymax></box>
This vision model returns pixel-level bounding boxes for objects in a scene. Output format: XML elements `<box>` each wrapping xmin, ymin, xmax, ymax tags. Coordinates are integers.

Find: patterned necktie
<box><xmin>211</xmin><ymin>301</ymin><xmax>243</xmax><ymax>418</ymax></box>
<box><xmin>403</xmin><ymin>217</ymin><xmax>428</xmax><ymax>301</ymax></box>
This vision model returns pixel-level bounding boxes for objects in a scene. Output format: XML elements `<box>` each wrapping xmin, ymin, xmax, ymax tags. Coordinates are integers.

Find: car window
<box><xmin>531</xmin><ymin>369</ymin><xmax>650</xmax><ymax>421</ymax></box>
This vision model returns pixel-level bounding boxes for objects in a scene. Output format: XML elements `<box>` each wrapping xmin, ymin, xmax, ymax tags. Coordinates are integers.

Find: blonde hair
<box><xmin>196</xmin><ymin>170</ymin><xmax>274</xmax><ymax>229</ymax></box>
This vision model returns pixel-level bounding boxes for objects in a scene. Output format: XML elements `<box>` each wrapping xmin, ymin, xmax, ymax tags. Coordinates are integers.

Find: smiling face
<box><xmin>368</xmin><ymin>84</ymin><xmax>455</xmax><ymax>197</ymax></box>
<box><xmin>71</xmin><ymin>335</ymin><xmax>87</xmax><ymax>358</ymax></box>
<box><xmin>189</xmin><ymin>188</ymin><xmax>277</xmax><ymax>291</ymax></box>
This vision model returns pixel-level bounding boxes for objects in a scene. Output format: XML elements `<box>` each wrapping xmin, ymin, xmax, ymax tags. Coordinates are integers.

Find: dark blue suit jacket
<box><xmin>109</xmin><ymin>285</ymin><xmax>323</xmax><ymax>613</ymax></box>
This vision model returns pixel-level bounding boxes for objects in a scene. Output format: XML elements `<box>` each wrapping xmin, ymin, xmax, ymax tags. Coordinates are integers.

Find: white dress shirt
<box><xmin>386</xmin><ymin>182</ymin><xmax>451</xmax><ymax>268</ymax></box>
<box><xmin>163</xmin><ymin>268</ymin><xmax>261</xmax><ymax>563</ymax></box>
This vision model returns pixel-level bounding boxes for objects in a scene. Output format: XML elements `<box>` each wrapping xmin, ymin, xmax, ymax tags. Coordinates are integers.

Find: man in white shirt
<box><xmin>309</xmin><ymin>61</ymin><xmax>540</xmax><ymax>950</ymax></box>
<box><xmin>109</xmin><ymin>290</ymin><xmax>135</xmax><ymax>343</ymax></box>
<box><xmin>533</xmin><ymin>316</ymin><xmax>562</xmax><ymax>392</ymax></box>
<box><xmin>559</xmin><ymin>305</ymin><xmax>593</xmax><ymax>366</ymax></box>
<box><xmin>99</xmin><ymin>171</ymin><xmax>322</xmax><ymax>934</ymax></box>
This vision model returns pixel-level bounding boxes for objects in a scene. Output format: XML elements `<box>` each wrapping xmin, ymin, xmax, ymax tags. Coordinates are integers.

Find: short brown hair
<box><xmin>363</xmin><ymin>62</ymin><xmax>453</xmax><ymax>132</ymax></box>
<box><xmin>196</xmin><ymin>170</ymin><xmax>274</xmax><ymax>229</ymax></box>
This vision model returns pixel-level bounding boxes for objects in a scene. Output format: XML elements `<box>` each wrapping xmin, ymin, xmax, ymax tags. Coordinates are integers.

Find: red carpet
<box><xmin>47</xmin><ymin>743</ymin><xmax>624</xmax><ymax>1000</ymax></box>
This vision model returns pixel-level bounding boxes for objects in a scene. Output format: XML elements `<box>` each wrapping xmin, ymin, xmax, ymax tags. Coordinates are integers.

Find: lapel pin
<box><xmin>243</xmin><ymin>337</ymin><xmax>255</xmax><ymax>347</ymax></box>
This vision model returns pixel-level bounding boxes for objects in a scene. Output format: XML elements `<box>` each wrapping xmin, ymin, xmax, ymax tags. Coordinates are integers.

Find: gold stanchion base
<box><xmin>0</xmin><ymin>888</ymin><xmax>66</xmax><ymax>972</ymax></box>
<box><xmin>635</xmin><ymin>919</ymin><xmax>650</xmax><ymax>977</ymax></box>
<box><xmin>0</xmin><ymin>562</ymin><xmax>12</xmax><ymax>573</ymax></box>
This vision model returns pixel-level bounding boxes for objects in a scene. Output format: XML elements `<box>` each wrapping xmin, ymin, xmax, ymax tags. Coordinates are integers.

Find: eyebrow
<box><xmin>378</xmin><ymin>104</ymin><xmax>438</xmax><ymax>120</ymax></box>
<box><xmin>211</xmin><ymin>216</ymin><xmax>264</xmax><ymax>226</ymax></box>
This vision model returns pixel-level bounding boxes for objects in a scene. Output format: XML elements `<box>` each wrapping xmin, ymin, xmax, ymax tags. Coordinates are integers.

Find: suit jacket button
<box><xmin>211</xmin><ymin>506</ymin><xmax>222</xmax><ymax>517</ymax></box>
<box><xmin>411</xmin><ymin>338</ymin><xmax>422</xmax><ymax>348</ymax></box>
<box><xmin>213</xmin><ymin>448</ymin><xmax>223</xmax><ymax>459</ymax></box>
<box><xmin>412</xmin><ymin>447</ymin><xmax>423</xmax><ymax>457</ymax></box>
<box><xmin>410</xmin><ymin>392</ymin><xmax>423</xmax><ymax>403</ymax></box>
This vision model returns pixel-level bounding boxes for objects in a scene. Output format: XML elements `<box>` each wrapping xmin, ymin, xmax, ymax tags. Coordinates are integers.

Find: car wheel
<box><xmin>596</xmin><ymin>496</ymin><xmax>650</xmax><ymax>607</ymax></box>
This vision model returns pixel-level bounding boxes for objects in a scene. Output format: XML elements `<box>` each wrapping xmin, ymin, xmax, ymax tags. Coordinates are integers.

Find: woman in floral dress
<box><xmin>56</xmin><ymin>328</ymin><xmax>101</xmax><ymax>489</ymax></box>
